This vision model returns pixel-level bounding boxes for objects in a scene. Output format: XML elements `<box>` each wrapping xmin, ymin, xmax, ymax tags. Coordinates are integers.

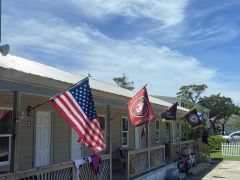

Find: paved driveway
<box><xmin>203</xmin><ymin>161</ymin><xmax>240</xmax><ymax>180</ymax></box>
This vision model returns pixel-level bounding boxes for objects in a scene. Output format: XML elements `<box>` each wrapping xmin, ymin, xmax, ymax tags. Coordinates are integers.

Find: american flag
<box><xmin>50</xmin><ymin>78</ymin><xmax>105</xmax><ymax>152</ymax></box>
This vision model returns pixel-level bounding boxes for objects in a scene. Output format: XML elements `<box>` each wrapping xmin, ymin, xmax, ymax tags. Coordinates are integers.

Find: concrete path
<box><xmin>186</xmin><ymin>160</ymin><xmax>240</xmax><ymax>180</ymax></box>
<box><xmin>203</xmin><ymin>161</ymin><xmax>240</xmax><ymax>180</ymax></box>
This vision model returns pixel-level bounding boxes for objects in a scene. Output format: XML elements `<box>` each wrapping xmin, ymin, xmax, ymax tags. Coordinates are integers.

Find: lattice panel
<box><xmin>19</xmin><ymin>167</ymin><xmax>73</xmax><ymax>180</ymax></box>
<box><xmin>150</xmin><ymin>148</ymin><xmax>164</xmax><ymax>169</ymax></box>
<box><xmin>129</xmin><ymin>151</ymin><xmax>148</xmax><ymax>175</ymax></box>
<box><xmin>96</xmin><ymin>158</ymin><xmax>110</xmax><ymax>180</ymax></box>
<box><xmin>79</xmin><ymin>162</ymin><xmax>95</xmax><ymax>180</ymax></box>
<box><xmin>79</xmin><ymin>157</ymin><xmax>110</xmax><ymax>180</ymax></box>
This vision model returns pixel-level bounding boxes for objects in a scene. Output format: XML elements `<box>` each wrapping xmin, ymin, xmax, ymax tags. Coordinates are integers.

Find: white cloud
<box><xmin>70</xmin><ymin>0</ymin><xmax>190</xmax><ymax>26</ymax></box>
<box><xmin>3</xmin><ymin>0</ymin><xmax>240</xmax><ymax>105</ymax></box>
<box><xmin>4</xmin><ymin>15</ymin><xmax>218</xmax><ymax>97</ymax></box>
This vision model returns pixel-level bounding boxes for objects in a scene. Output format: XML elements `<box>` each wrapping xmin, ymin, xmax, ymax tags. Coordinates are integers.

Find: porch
<box><xmin>0</xmin><ymin>140</ymin><xmax>209</xmax><ymax>180</ymax></box>
<box><xmin>113</xmin><ymin>140</ymin><xmax>209</xmax><ymax>180</ymax></box>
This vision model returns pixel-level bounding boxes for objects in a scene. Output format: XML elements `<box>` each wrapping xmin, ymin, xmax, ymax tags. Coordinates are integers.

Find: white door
<box><xmin>135</xmin><ymin>126</ymin><xmax>146</xmax><ymax>149</ymax></box>
<box><xmin>35</xmin><ymin>111</ymin><xmax>51</xmax><ymax>167</ymax></box>
<box><xmin>172</xmin><ymin>122</ymin><xmax>177</xmax><ymax>143</ymax></box>
<box><xmin>135</xmin><ymin>127</ymin><xmax>141</xmax><ymax>149</ymax></box>
<box><xmin>71</xmin><ymin>129</ymin><xmax>82</xmax><ymax>160</ymax></box>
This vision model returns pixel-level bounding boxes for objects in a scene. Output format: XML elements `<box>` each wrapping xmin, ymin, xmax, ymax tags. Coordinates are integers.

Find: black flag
<box><xmin>181</xmin><ymin>108</ymin><xmax>201</xmax><ymax>129</ymax></box>
<box><xmin>161</xmin><ymin>102</ymin><xmax>178</xmax><ymax>120</ymax></box>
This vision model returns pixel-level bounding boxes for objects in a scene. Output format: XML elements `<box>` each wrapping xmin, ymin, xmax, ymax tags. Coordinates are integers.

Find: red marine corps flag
<box><xmin>128</xmin><ymin>86</ymin><xmax>155</xmax><ymax>127</ymax></box>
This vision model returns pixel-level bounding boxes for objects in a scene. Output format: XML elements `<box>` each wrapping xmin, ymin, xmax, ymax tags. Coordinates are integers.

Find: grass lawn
<box><xmin>211</xmin><ymin>151</ymin><xmax>240</xmax><ymax>161</ymax></box>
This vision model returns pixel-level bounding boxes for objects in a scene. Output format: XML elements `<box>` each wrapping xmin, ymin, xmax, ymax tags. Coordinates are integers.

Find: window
<box><xmin>155</xmin><ymin>120</ymin><xmax>160</xmax><ymax>142</ymax></box>
<box><xmin>176</xmin><ymin>122</ymin><xmax>180</xmax><ymax>140</ymax></box>
<box><xmin>121</xmin><ymin>117</ymin><xmax>129</xmax><ymax>147</ymax></box>
<box><xmin>0</xmin><ymin>108</ymin><xmax>13</xmax><ymax>169</ymax></box>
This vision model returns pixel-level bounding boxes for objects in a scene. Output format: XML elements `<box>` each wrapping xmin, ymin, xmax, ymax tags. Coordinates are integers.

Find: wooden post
<box><xmin>147</xmin><ymin>123</ymin><xmax>150</xmax><ymax>172</ymax></box>
<box><xmin>11</xmin><ymin>91</ymin><xmax>19</xmax><ymax>179</ymax></box>
<box><xmin>72</xmin><ymin>164</ymin><xmax>77</xmax><ymax>180</ymax></box>
<box><xmin>106</xmin><ymin>105</ymin><xmax>112</xmax><ymax>180</ymax></box>
<box><xmin>125</xmin><ymin>152</ymin><xmax>129</xmax><ymax>180</ymax></box>
<box><xmin>146</xmin><ymin>123</ymin><xmax>149</xmax><ymax>148</ymax></box>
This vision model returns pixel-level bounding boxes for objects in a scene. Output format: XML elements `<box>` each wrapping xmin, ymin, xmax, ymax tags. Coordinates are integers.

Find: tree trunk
<box><xmin>222</xmin><ymin>124</ymin><xmax>225</xmax><ymax>135</ymax></box>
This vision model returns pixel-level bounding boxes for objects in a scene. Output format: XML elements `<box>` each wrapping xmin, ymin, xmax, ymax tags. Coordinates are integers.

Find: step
<box><xmin>190</xmin><ymin>162</ymin><xmax>210</xmax><ymax>175</ymax></box>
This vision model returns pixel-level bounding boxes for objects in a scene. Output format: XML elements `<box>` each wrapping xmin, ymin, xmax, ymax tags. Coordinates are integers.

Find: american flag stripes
<box><xmin>50</xmin><ymin>78</ymin><xmax>105</xmax><ymax>152</ymax></box>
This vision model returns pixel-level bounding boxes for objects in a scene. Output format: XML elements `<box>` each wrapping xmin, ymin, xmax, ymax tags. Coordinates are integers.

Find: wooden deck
<box><xmin>0</xmin><ymin>140</ymin><xmax>209</xmax><ymax>180</ymax></box>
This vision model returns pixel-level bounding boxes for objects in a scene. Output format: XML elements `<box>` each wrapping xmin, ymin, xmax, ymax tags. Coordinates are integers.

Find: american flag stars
<box><xmin>70</xmin><ymin>80</ymin><xmax>97</xmax><ymax>121</ymax></box>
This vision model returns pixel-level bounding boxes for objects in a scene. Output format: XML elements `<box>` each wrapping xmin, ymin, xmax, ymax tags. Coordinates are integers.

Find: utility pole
<box><xmin>0</xmin><ymin>0</ymin><xmax>2</xmax><ymax>43</ymax></box>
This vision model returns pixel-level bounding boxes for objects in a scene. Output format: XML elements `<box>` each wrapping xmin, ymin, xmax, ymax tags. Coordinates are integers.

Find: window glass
<box><xmin>0</xmin><ymin>109</ymin><xmax>13</xmax><ymax>134</ymax></box>
<box><xmin>0</xmin><ymin>136</ymin><xmax>11</xmax><ymax>164</ymax></box>
<box><xmin>121</xmin><ymin>117</ymin><xmax>129</xmax><ymax>147</ymax></box>
<box><xmin>122</xmin><ymin>118</ymin><xmax>128</xmax><ymax>131</ymax></box>
<box><xmin>155</xmin><ymin>131</ymin><xmax>160</xmax><ymax>142</ymax></box>
<box><xmin>97</xmin><ymin>115</ymin><xmax>105</xmax><ymax>132</ymax></box>
<box><xmin>122</xmin><ymin>132</ymin><xmax>128</xmax><ymax>146</ymax></box>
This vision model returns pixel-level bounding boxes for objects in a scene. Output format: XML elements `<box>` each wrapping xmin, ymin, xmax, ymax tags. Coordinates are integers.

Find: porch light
<box><xmin>20</xmin><ymin>106</ymin><xmax>33</xmax><ymax>119</ymax></box>
<box><xmin>27</xmin><ymin>106</ymin><xmax>33</xmax><ymax>116</ymax></box>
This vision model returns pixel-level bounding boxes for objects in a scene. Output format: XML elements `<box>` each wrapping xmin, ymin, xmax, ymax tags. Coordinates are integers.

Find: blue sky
<box><xmin>2</xmin><ymin>0</ymin><xmax>240</xmax><ymax>104</ymax></box>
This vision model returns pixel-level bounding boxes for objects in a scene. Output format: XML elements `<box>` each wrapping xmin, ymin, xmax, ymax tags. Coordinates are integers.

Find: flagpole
<box><xmin>25</xmin><ymin>75</ymin><xmax>91</xmax><ymax>116</ymax></box>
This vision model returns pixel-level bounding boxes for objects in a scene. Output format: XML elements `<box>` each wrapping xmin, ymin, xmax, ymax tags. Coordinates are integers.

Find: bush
<box><xmin>208</xmin><ymin>135</ymin><xmax>227</xmax><ymax>151</ymax></box>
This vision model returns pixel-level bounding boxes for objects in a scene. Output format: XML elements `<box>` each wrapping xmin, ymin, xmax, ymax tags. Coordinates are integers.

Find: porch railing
<box><xmin>195</xmin><ymin>141</ymin><xmax>210</xmax><ymax>162</ymax></box>
<box><xmin>126</xmin><ymin>144</ymin><xmax>165</xmax><ymax>179</ymax></box>
<box><xmin>170</xmin><ymin>140</ymin><xmax>195</xmax><ymax>162</ymax></box>
<box><xmin>78</xmin><ymin>154</ymin><xmax>111</xmax><ymax>180</ymax></box>
<box><xmin>16</xmin><ymin>161</ymin><xmax>74</xmax><ymax>180</ymax></box>
<box><xmin>0</xmin><ymin>173</ymin><xmax>14</xmax><ymax>180</ymax></box>
<box><xmin>0</xmin><ymin>154</ymin><xmax>111</xmax><ymax>180</ymax></box>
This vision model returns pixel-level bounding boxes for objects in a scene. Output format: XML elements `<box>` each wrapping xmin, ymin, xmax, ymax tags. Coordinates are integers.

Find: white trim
<box><xmin>0</xmin><ymin>107</ymin><xmax>12</xmax><ymax>110</ymax></box>
<box><xmin>121</xmin><ymin>117</ymin><xmax>129</xmax><ymax>147</ymax></box>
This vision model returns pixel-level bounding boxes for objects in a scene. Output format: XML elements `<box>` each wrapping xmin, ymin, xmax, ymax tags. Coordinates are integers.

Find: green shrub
<box><xmin>208</xmin><ymin>135</ymin><xmax>226</xmax><ymax>151</ymax></box>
